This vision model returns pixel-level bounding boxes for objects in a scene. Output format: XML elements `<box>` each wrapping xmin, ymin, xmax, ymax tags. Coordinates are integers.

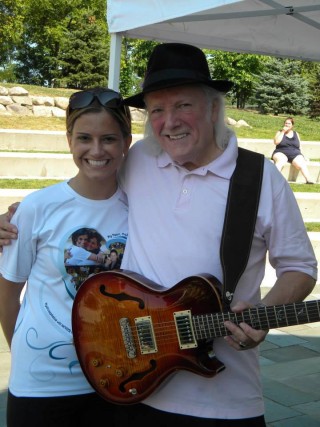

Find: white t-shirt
<box><xmin>0</xmin><ymin>181</ymin><xmax>128</xmax><ymax>397</ymax></box>
<box><xmin>120</xmin><ymin>135</ymin><xmax>317</xmax><ymax>419</ymax></box>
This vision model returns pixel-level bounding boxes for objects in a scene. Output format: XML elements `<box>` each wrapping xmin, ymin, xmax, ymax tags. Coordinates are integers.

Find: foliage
<box><xmin>254</xmin><ymin>58</ymin><xmax>310</xmax><ymax>116</ymax></box>
<box><xmin>120</xmin><ymin>39</ymin><xmax>159</xmax><ymax>96</ymax></box>
<box><xmin>207</xmin><ymin>51</ymin><xmax>267</xmax><ymax>109</ymax></box>
<box><xmin>12</xmin><ymin>0</ymin><xmax>108</xmax><ymax>87</ymax></box>
<box><xmin>0</xmin><ymin>0</ymin><xmax>24</xmax><ymax>63</ymax></box>
<box><xmin>55</xmin><ymin>13</ymin><xmax>109</xmax><ymax>88</ymax></box>
<box><xmin>308</xmin><ymin>67</ymin><xmax>320</xmax><ymax>120</ymax></box>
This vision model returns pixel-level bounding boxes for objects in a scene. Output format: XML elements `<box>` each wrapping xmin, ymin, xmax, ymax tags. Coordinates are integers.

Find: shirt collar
<box><xmin>157</xmin><ymin>134</ymin><xmax>238</xmax><ymax>179</ymax></box>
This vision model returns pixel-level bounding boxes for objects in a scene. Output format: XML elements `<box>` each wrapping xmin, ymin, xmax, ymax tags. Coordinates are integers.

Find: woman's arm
<box><xmin>0</xmin><ymin>278</ymin><xmax>25</xmax><ymax>347</ymax></box>
<box><xmin>274</xmin><ymin>129</ymin><xmax>285</xmax><ymax>145</ymax></box>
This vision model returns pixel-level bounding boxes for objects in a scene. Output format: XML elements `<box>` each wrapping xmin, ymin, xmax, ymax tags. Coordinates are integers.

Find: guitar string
<box><xmin>126</xmin><ymin>303</ymin><xmax>320</xmax><ymax>345</ymax></box>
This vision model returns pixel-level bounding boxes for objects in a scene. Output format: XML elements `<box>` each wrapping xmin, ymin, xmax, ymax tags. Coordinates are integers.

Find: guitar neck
<box><xmin>193</xmin><ymin>300</ymin><xmax>320</xmax><ymax>340</ymax></box>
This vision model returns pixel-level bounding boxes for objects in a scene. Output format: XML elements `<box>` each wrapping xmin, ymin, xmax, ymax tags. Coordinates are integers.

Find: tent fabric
<box><xmin>107</xmin><ymin>0</ymin><xmax>320</xmax><ymax>61</ymax></box>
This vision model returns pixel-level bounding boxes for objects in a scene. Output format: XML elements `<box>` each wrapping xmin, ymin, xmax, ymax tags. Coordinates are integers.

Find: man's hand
<box><xmin>0</xmin><ymin>203</ymin><xmax>20</xmax><ymax>251</ymax></box>
<box><xmin>223</xmin><ymin>301</ymin><xmax>268</xmax><ymax>351</ymax></box>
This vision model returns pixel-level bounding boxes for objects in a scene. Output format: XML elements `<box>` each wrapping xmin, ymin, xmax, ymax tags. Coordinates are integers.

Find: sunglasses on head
<box><xmin>69</xmin><ymin>89</ymin><xmax>124</xmax><ymax>111</ymax></box>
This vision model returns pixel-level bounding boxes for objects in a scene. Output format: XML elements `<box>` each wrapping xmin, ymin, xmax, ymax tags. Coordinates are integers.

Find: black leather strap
<box><xmin>220</xmin><ymin>148</ymin><xmax>264</xmax><ymax>308</ymax></box>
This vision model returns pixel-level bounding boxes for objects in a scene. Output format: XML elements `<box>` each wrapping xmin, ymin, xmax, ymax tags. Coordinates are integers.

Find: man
<box><xmin>0</xmin><ymin>43</ymin><xmax>317</xmax><ymax>426</ymax></box>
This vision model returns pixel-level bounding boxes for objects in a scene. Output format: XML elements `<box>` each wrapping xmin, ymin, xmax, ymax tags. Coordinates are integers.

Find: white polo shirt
<box><xmin>120</xmin><ymin>135</ymin><xmax>317</xmax><ymax>419</ymax></box>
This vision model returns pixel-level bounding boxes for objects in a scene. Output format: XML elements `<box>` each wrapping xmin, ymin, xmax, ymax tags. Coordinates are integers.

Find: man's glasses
<box><xmin>69</xmin><ymin>89</ymin><xmax>124</xmax><ymax>111</ymax></box>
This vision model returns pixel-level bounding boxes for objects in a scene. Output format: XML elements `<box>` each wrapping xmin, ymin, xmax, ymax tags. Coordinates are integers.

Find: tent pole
<box><xmin>108</xmin><ymin>33</ymin><xmax>122</xmax><ymax>91</ymax></box>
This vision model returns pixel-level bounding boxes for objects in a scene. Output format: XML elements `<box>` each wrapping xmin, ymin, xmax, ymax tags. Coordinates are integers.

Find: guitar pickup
<box><xmin>174</xmin><ymin>310</ymin><xmax>198</xmax><ymax>349</ymax></box>
<box><xmin>135</xmin><ymin>316</ymin><xmax>158</xmax><ymax>354</ymax></box>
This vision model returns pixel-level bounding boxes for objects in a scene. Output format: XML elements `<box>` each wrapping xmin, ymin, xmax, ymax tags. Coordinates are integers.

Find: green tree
<box><xmin>14</xmin><ymin>0</ymin><xmax>108</xmax><ymax>86</ymax></box>
<box><xmin>0</xmin><ymin>0</ymin><xmax>24</xmax><ymax>81</ymax></box>
<box><xmin>308</xmin><ymin>67</ymin><xmax>320</xmax><ymax>119</ymax></box>
<box><xmin>207</xmin><ymin>51</ymin><xmax>266</xmax><ymax>109</ymax></box>
<box><xmin>0</xmin><ymin>0</ymin><xmax>24</xmax><ymax>61</ymax></box>
<box><xmin>255</xmin><ymin>58</ymin><xmax>310</xmax><ymax>115</ymax></box>
<box><xmin>120</xmin><ymin>39</ymin><xmax>159</xmax><ymax>97</ymax></box>
<box><xmin>55</xmin><ymin>13</ymin><xmax>109</xmax><ymax>88</ymax></box>
<box><xmin>300</xmin><ymin>61</ymin><xmax>320</xmax><ymax>119</ymax></box>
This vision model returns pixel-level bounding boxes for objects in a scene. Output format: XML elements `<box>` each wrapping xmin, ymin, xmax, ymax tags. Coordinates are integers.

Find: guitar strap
<box><xmin>220</xmin><ymin>147</ymin><xmax>264</xmax><ymax>309</ymax></box>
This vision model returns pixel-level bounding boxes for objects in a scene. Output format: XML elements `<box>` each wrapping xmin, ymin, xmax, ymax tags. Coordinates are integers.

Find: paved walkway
<box><xmin>0</xmin><ymin>285</ymin><xmax>319</xmax><ymax>427</ymax></box>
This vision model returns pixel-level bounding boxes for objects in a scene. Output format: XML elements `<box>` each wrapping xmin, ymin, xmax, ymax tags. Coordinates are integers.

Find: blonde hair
<box><xmin>66</xmin><ymin>99</ymin><xmax>131</xmax><ymax>138</ymax></box>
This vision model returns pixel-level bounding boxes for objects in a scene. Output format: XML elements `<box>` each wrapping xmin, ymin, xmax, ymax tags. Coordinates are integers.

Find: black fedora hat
<box><xmin>123</xmin><ymin>43</ymin><xmax>233</xmax><ymax>108</ymax></box>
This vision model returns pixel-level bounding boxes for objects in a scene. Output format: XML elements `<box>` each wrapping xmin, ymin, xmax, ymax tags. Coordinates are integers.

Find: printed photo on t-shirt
<box><xmin>64</xmin><ymin>227</ymin><xmax>125</xmax><ymax>291</ymax></box>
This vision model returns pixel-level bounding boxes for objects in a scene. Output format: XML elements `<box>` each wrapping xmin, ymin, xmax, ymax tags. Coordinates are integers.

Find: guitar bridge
<box><xmin>135</xmin><ymin>316</ymin><xmax>158</xmax><ymax>354</ymax></box>
<box><xmin>120</xmin><ymin>318</ymin><xmax>137</xmax><ymax>359</ymax></box>
<box><xmin>174</xmin><ymin>310</ymin><xmax>197</xmax><ymax>349</ymax></box>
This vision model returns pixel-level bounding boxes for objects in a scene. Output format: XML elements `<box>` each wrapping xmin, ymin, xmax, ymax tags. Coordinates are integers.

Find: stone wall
<box><xmin>0</xmin><ymin>85</ymin><xmax>146</xmax><ymax>122</ymax></box>
<box><xmin>0</xmin><ymin>85</ymin><xmax>250</xmax><ymax>127</ymax></box>
<box><xmin>0</xmin><ymin>86</ymin><xmax>68</xmax><ymax>118</ymax></box>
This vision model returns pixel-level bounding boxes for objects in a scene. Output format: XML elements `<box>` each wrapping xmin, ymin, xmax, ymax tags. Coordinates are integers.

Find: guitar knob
<box><xmin>92</xmin><ymin>358</ymin><xmax>102</xmax><ymax>367</ymax></box>
<box><xmin>99</xmin><ymin>378</ymin><xmax>109</xmax><ymax>388</ymax></box>
<box><xmin>115</xmin><ymin>368</ymin><xmax>125</xmax><ymax>377</ymax></box>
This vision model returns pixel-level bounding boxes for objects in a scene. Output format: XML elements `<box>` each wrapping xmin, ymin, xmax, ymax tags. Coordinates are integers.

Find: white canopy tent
<box><xmin>107</xmin><ymin>0</ymin><xmax>320</xmax><ymax>90</ymax></box>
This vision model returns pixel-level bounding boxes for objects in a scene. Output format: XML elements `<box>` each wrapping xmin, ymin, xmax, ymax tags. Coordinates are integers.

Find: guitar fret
<box><xmin>193</xmin><ymin>300</ymin><xmax>320</xmax><ymax>342</ymax></box>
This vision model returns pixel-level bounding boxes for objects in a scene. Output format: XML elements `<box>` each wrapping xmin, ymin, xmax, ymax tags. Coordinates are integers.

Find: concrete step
<box><xmin>238</xmin><ymin>139</ymin><xmax>320</xmax><ymax>159</ymax></box>
<box><xmin>0</xmin><ymin>152</ymin><xmax>77</xmax><ymax>179</ymax></box>
<box><xmin>0</xmin><ymin>131</ymin><xmax>320</xmax><ymax>159</ymax></box>
<box><xmin>0</xmin><ymin>151</ymin><xmax>319</xmax><ymax>183</ymax></box>
<box><xmin>0</xmin><ymin>130</ymin><xmax>144</xmax><ymax>152</ymax></box>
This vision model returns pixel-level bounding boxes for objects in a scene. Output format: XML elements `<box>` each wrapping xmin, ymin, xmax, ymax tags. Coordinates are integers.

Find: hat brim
<box><xmin>123</xmin><ymin>79</ymin><xmax>233</xmax><ymax>109</ymax></box>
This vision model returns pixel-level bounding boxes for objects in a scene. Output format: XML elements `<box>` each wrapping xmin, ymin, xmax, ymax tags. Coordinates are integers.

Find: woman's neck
<box><xmin>68</xmin><ymin>175</ymin><xmax>118</xmax><ymax>200</ymax></box>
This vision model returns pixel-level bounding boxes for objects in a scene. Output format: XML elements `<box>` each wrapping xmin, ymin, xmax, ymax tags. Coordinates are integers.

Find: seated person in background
<box><xmin>272</xmin><ymin>117</ymin><xmax>314</xmax><ymax>184</ymax></box>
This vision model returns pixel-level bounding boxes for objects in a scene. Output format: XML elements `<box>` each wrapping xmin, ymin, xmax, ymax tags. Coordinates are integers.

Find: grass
<box><xmin>1</xmin><ymin>179</ymin><xmax>317</xmax><ymax>192</ymax></box>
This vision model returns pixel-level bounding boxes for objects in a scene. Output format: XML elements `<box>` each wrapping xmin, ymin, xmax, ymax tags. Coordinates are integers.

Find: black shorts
<box><xmin>7</xmin><ymin>390</ymin><xmax>119</xmax><ymax>427</ymax></box>
<box><xmin>272</xmin><ymin>149</ymin><xmax>302</xmax><ymax>163</ymax></box>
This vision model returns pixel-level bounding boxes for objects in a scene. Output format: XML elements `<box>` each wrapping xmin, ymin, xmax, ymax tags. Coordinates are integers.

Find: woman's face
<box><xmin>67</xmin><ymin>110</ymin><xmax>131</xmax><ymax>184</ymax></box>
<box><xmin>284</xmin><ymin>119</ymin><xmax>293</xmax><ymax>129</ymax></box>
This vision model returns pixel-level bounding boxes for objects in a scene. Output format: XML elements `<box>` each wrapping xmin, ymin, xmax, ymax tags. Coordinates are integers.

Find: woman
<box><xmin>0</xmin><ymin>87</ymin><xmax>131</xmax><ymax>427</ymax></box>
<box><xmin>272</xmin><ymin>117</ymin><xmax>314</xmax><ymax>183</ymax></box>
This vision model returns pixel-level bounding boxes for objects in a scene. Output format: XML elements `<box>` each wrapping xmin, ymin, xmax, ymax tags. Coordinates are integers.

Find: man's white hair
<box><xmin>142</xmin><ymin>84</ymin><xmax>235</xmax><ymax>156</ymax></box>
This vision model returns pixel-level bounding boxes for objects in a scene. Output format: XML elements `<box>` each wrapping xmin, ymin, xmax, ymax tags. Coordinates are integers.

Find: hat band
<box><xmin>143</xmin><ymin>68</ymin><xmax>211</xmax><ymax>90</ymax></box>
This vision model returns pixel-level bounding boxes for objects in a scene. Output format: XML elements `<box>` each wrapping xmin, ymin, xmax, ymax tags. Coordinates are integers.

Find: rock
<box><xmin>236</xmin><ymin>119</ymin><xmax>252</xmax><ymax>128</ymax></box>
<box><xmin>6</xmin><ymin>104</ymin><xmax>33</xmax><ymax>116</ymax></box>
<box><xmin>11</xmin><ymin>96</ymin><xmax>33</xmax><ymax>106</ymax></box>
<box><xmin>0</xmin><ymin>96</ymin><xmax>13</xmax><ymax>106</ymax></box>
<box><xmin>31</xmin><ymin>96</ymin><xmax>47</xmax><ymax>106</ymax></box>
<box><xmin>130</xmin><ymin>108</ymin><xmax>146</xmax><ymax>122</ymax></box>
<box><xmin>51</xmin><ymin>107</ymin><xmax>66</xmax><ymax>117</ymax></box>
<box><xmin>0</xmin><ymin>104</ymin><xmax>11</xmax><ymax>115</ymax></box>
<box><xmin>33</xmin><ymin>105</ymin><xmax>53</xmax><ymax>117</ymax></box>
<box><xmin>8</xmin><ymin>86</ymin><xmax>29</xmax><ymax>96</ymax></box>
<box><xmin>42</xmin><ymin>97</ymin><xmax>55</xmax><ymax>106</ymax></box>
<box><xmin>54</xmin><ymin>97</ymin><xmax>69</xmax><ymax>110</ymax></box>
<box><xmin>0</xmin><ymin>86</ymin><xmax>9</xmax><ymax>96</ymax></box>
<box><xmin>226</xmin><ymin>117</ymin><xmax>237</xmax><ymax>126</ymax></box>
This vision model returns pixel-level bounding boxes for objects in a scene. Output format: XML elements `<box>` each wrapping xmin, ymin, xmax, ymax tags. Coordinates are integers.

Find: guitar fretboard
<box><xmin>193</xmin><ymin>300</ymin><xmax>320</xmax><ymax>340</ymax></box>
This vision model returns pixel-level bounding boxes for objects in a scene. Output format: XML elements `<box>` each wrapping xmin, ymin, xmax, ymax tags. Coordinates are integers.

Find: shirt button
<box><xmin>182</xmin><ymin>189</ymin><xmax>188</xmax><ymax>195</ymax></box>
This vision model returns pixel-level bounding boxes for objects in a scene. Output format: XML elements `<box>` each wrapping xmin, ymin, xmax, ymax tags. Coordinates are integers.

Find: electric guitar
<box><xmin>72</xmin><ymin>269</ymin><xmax>320</xmax><ymax>405</ymax></box>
